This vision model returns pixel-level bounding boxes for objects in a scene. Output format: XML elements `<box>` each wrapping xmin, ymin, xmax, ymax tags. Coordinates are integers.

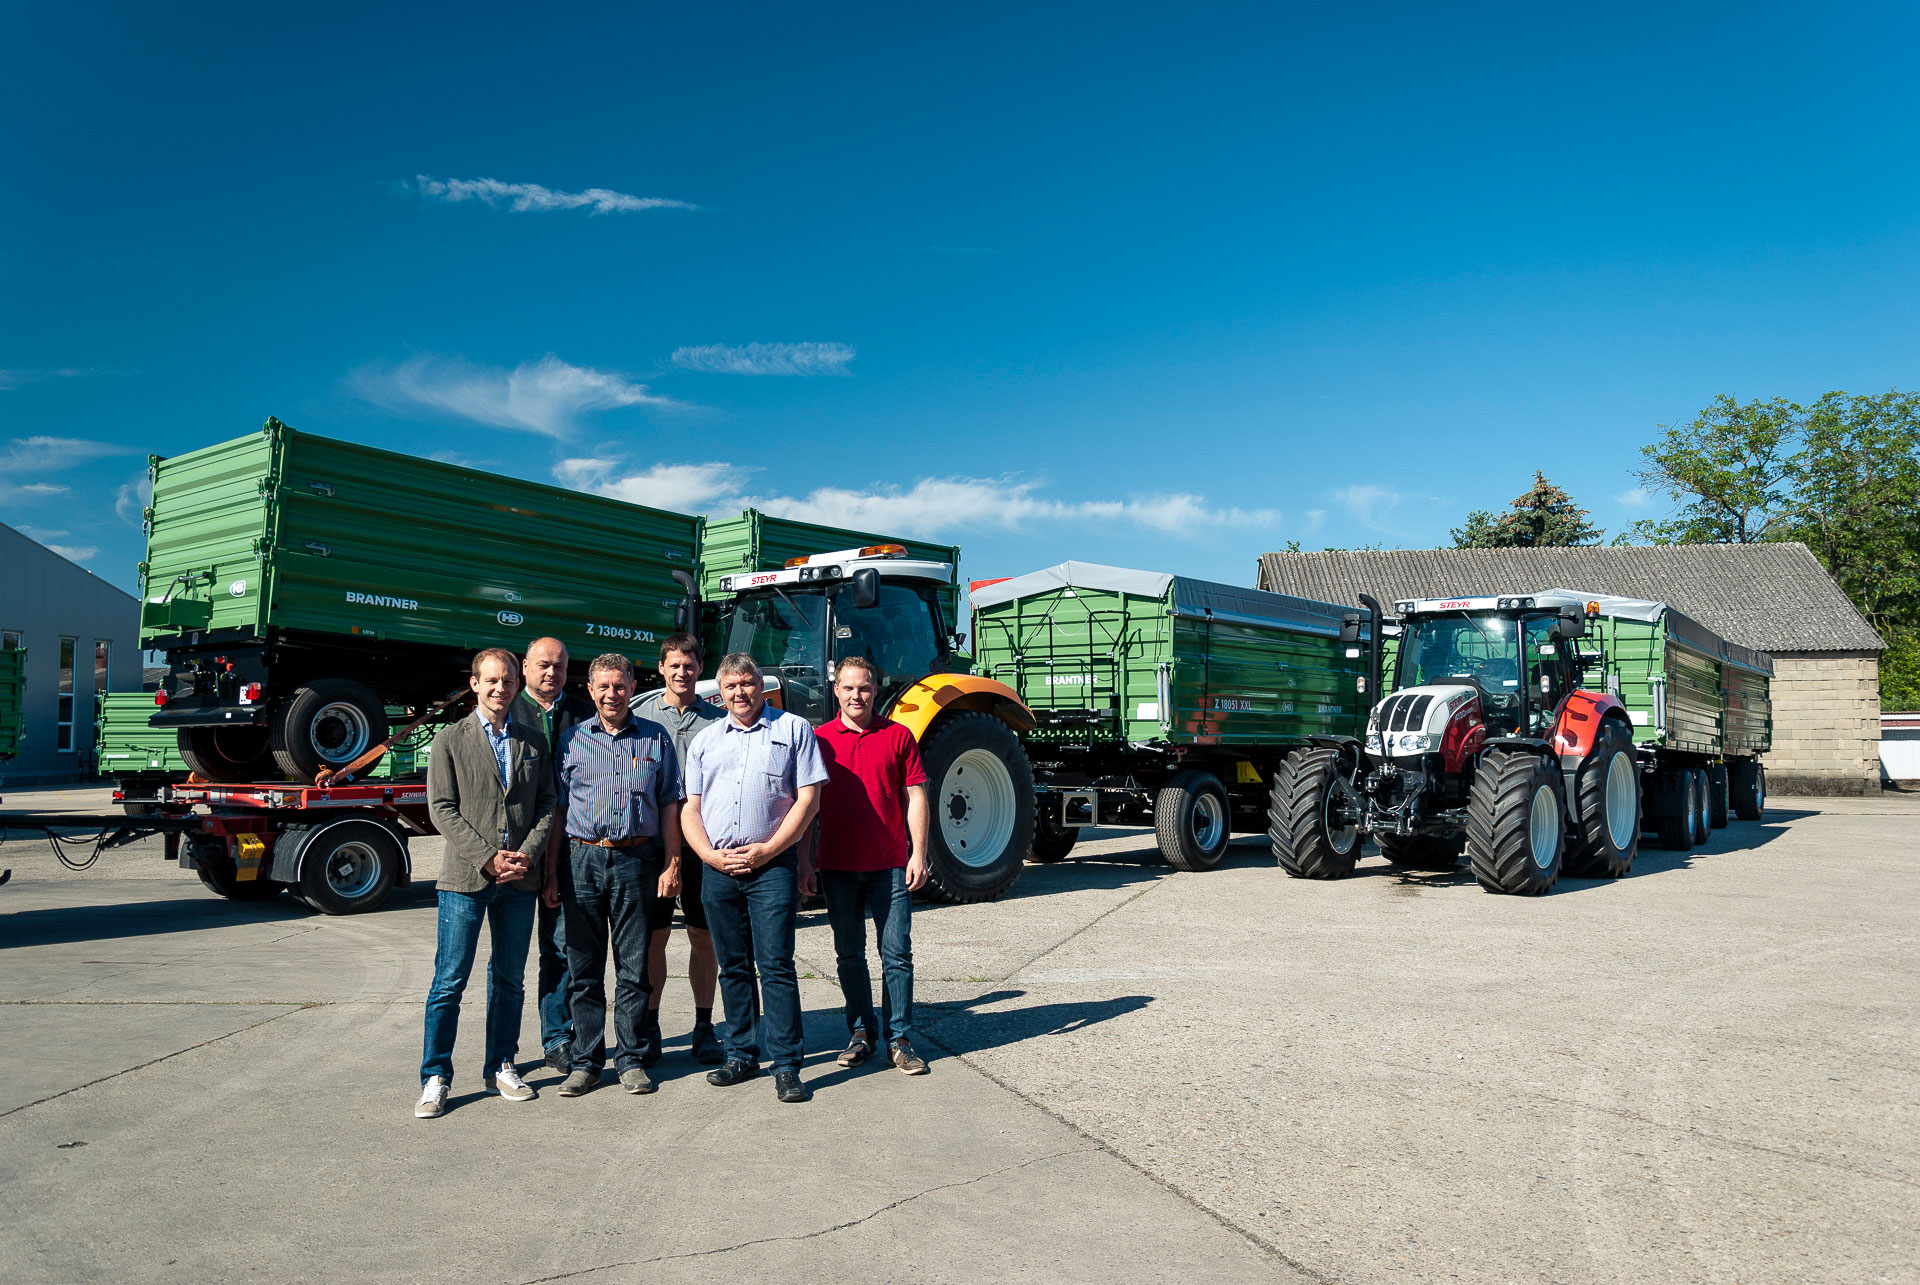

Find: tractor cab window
<box><xmin>726</xmin><ymin>590</ymin><xmax>830</xmax><ymax>720</ymax></box>
<box><xmin>833</xmin><ymin>583</ymin><xmax>944</xmax><ymax>700</ymax></box>
<box><xmin>1398</xmin><ymin>613</ymin><xmax>1524</xmax><ymax>733</ymax></box>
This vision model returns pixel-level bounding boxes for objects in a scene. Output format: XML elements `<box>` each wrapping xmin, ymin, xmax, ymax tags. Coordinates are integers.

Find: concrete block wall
<box><xmin>1765</xmin><ymin>652</ymin><xmax>1881</xmax><ymax>796</ymax></box>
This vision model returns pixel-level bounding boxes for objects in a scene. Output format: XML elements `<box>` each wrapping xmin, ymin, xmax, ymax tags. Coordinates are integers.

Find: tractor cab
<box><xmin>714</xmin><ymin>545</ymin><xmax>960</xmax><ymax>724</ymax></box>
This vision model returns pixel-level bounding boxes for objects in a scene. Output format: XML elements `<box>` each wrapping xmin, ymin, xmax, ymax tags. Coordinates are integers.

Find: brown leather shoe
<box><xmin>889</xmin><ymin>1039</ymin><xmax>928</xmax><ymax>1075</ymax></box>
<box><xmin>837</xmin><ymin>1030</ymin><xmax>876</xmax><ymax>1068</ymax></box>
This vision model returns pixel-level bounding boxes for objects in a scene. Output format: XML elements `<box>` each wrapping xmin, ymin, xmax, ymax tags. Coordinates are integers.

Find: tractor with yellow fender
<box><xmin>708</xmin><ymin>544</ymin><xmax>1037</xmax><ymax>902</ymax></box>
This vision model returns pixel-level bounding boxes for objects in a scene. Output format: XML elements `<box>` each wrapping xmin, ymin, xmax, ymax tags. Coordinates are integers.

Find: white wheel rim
<box><xmin>1528</xmin><ymin>784</ymin><xmax>1559</xmax><ymax>869</ymax></box>
<box><xmin>312</xmin><ymin>701</ymin><xmax>373</xmax><ymax>764</ymax></box>
<box><xmin>1755</xmin><ymin>768</ymin><xmax>1765</xmax><ymax>814</ymax></box>
<box><xmin>1191</xmin><ymin>790</ymin><xmax>1226</xmax><ymax>853</ymax></box>
<box><xmin>1604</xmin><ymin>752</ymin><xmax>1637</xmax><ymax>850</ymax></box>
<box><xmin>323</xmin><ymin>840</ymin><xmax>382</xmax><ymax>900</ymax></box>
<box><xmin>1324</xmin><ymin>786</ymin><xmax>1358</xmax><ymax>855</ymax></box>
<box><xmin>940</xmin><ymin>748</ymin><xmax>1016</xmax><ymax>869</ymax></box>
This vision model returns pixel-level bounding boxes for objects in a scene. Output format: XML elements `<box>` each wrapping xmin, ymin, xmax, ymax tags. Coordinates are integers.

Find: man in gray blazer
<box><xmin>416</xmin><ymin>647</ymin><xmax>557</xmax><ymax>1119</ymax></box>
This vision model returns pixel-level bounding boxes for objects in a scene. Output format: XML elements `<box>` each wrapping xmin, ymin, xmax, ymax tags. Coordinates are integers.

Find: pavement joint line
<box><xmin>987</xmin><ymin>878</ymin><xmax>1167</xmax><ymax>988</ymax></box>
<box><xmin>912</xmin><ymin>1024</ymin><xmax>1330</xmax><ymax>1284</ymax></box>
<box><xmin>515</xmin><ymin>1146</ymin><xmax>1093</xmax><ymax>1281</ymax></box>
<box><xmin>0</xmin><ymin>1003</ymin><xmax>314</xmax><ymax>1120</ymax></box>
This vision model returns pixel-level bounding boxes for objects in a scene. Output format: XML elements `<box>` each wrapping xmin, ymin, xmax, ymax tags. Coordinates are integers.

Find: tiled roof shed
<box><xmin>1254</xmin><ymin>542</ymin><xmax>1886</xmax><ymax>796</ymax></box>
<box><xmin>1253</xmin><ymin>543</ymin><xmax>1883</xmax><ymax>654</ymax></box>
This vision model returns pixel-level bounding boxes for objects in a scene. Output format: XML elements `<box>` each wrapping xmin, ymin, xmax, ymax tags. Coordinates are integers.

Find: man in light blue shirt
<box><xmin>682</xmin><ymin>653</ymin><xmax>828</xmax><ymax>1104</ymax></box>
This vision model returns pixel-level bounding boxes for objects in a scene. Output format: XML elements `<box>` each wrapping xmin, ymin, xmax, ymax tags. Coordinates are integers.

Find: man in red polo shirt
<box><xmin>810</xmin><ymin>654</ymin><xmax>931</xmax><ymax>1075</ymax></box>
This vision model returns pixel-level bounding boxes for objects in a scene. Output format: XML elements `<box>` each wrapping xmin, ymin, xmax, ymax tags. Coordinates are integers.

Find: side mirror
<box><xmin>671</xmin><ymin>570</ymin><xmax>698</xmax><ymax>633</ymax></box>
<box><xmin>848</xmin><ymin>566</ymin><xmax>880</xmax><ymax>611</ymax></box>
<box><xmin>1338</xmin><ymin>612</ymin><xmax>1363</xmax><ymax>645</ymax></box>
<box><xmin>1550</xmin><ymin>606</ymin><xmax>1586</xmax><ymax>641</ymax></box>
<box><xmin>949</xmin><ymin>631</ymin><xmax>967</xmax><ymax>650</ymax></box>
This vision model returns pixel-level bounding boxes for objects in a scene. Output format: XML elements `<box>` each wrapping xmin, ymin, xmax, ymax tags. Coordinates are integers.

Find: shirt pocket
<box><xmin>758</xmin><ymin>736</ymin><xmax>796</xmax><ymax>784</ymax></box>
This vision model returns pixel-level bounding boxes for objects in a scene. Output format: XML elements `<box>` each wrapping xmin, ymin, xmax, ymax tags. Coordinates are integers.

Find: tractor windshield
<box><xmin>1397</xmin><ymin>613</ymin><xmax>1521</xmax><ymax>692</ymax></box>
<box><xmin>832</xmin><ymin>582</ymin><xmax>945</xmax><ymax>698</ymax></box>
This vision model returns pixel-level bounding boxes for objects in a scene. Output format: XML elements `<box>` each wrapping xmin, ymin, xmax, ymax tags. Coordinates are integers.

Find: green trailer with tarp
<box><xmin>138</xmin><ymin>417</ymin><xmax>702</xmax><ymax>783</ymax></box>
<box><xmin>1534</xmin><ymin>588</ymin><xmax>1772</xmax><ymax>846</ymax></box>
<box><xmin>701</xmin><ymin>510</ymin><xmax>962</xmax><ymax>633</ymax></box>
<box><xmin>0</xmin><ymin>644</ymin><xmax>24</xmax><ymax>764</ymax></box>
<box><xmin>970</xmin><ymin>561</ymin><xmax>1370</xmax><ymax>871</ymax></box>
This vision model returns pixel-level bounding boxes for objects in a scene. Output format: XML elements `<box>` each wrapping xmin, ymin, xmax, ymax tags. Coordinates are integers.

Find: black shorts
<box><xmin>644</xmin><ymin>852</ymin><xmax>708</xmax><ymax>933</ymax></box>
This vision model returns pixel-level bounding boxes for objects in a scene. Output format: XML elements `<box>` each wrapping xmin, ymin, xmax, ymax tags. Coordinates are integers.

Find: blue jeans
<box><xmin>419</xmin><ymin>883</ymin><xmax>538</xmax><ymax>1085</ymax></box>
<box><xmin>560</xmin><ymin>841</ymin><xmax>657</xmax><ymax>1074</ymax></box>
<box><xmin>821</xmin><ymin>867</ymin><xmax>913</xmax><ymax>1045</ymax></box>
<box><xmin>701</xmin><ymin>853</ymin><xmax>803</xmax><ymax>1073</ymax></box>
<box><xmin>536</xmin><ymin>896</ymin><xmax>571</xmax><ymax>1054</ymax></box>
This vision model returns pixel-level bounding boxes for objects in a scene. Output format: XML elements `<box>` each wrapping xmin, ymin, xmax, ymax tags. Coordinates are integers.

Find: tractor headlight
<box><xmin>1365</xmin><ymin>731</ymin><xmax>1382</xmax><ymax>753</ymax></box>
<box><xmin>1395</xmin><ymin>732</ymin><xmax>1434</xmax><ymax>754</ymax></box>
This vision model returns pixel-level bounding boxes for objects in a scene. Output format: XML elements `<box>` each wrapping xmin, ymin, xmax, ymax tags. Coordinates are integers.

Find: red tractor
<box><xmin>1270</xmin><ymin>593</ymin><xmax>1641</xmax><ymax>895</ymax></box>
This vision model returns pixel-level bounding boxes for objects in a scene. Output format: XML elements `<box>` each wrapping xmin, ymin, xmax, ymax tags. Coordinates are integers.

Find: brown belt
<box><xmin>574</xmin><ymin>836</ymin><xmax>652</xmax><ymax>849</ymax></box>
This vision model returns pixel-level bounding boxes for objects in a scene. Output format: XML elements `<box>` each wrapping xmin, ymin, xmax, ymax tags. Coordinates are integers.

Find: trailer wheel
<box><xmin>272</xmin><ymin>680</ymin><xmax>390</xmax><ymax>783</ymax></box>
<box><xmin>1154</xmin><ymin>770</ymin><xmax>1232</xmax><ymax>872</ymax></box>
<box><xmin>1269</xmin><ymin>748</ymin><xmax>1361</xmax><ymax>879</ymax></box>
<box><xmin>1652</xmin><ymin>769</ymin><xmax>1695</xmax><ymax>850</ymax></box>
<box><xmin>1707</xmin><ymin>763</ymin><xmax>1729</xmax><ymax>829</ymax></box>
<box><xmin>1465</xmin><ymin>749</ymin><xmax>1563</xmax><ymax>895</ymax></box>
<box><xmin>1689</xmin><ymin>768</ymin><xmax>1711</xmax><ymax>846</ymax></box>
<box><xmin>297</xmin><ymin>820</ymin><xmax>402</xmax><ymax>914</ymax></box>
<box><xmin>1729</xmin><ymin>758</ymin><xmax>1765</xmax><ymax>821</ymax></box>
<box><xmin>1564</xmin><ymin>720</ymin><xmax>1638</xmax><ymax>879</ymax></box>
<box><xmin>1029</xmin><ymin>812</ymin><xmax>1079</xmax><ymax>863</ymax></box>
<box><xmin>189</xmin><ymin>836</ymin><xmax>286</xmax><ymax>902</ymax></box>
<box><xmin>918</xmin><ymin>712</ymin><xmax>1036</xmax><ymax>904</ymax></box>
<box><xmin>178</xmin><ymin>726</ymin><xmax>278</xmax><ymax>783</ymax></box>
<box><xmin>1376</xmin><ymin>833</ymin><xmax>1463</xmax><ymax>872</ymax></box>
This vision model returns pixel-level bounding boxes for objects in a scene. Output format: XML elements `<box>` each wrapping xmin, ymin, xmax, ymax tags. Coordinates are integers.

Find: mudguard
<box><xmin>1551</xmin><ymin>690</ymin><xmax>1629</xmax><ymax>769</ymax></box>
<box><xmin>885</xmin><ymin>674</ymin><xmax>1035</xmax><ymax>739</ymax></box>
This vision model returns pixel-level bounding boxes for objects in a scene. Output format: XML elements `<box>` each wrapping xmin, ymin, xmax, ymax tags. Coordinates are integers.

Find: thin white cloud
<box><xmin>1612</xmin><ymin>486</ymin><xmax>1652</xmax><ymax>509</ymax></box>
<box><xmin>409</xmin><ymin>175</ymin><xmax>695</xmax><ymax>215</ymax></box>
<box><xmin>115</xmin><ymin>474</ymin><xmax>152</xmax><ymax>525</ymax></box>
<box><xmin>1</xmin><ymin>435</ymin><xmax>134</xmax><ymax>473</ymax></box>
<box><xmin>670</xmin><ymin>343</ymin><xmax>856</xmax><ymax>377</ymax></box>
<box><xmin>556</xmin><ymin>459</ymin><xmax>1279</xmax><ymax>539</ymax></box>
<box><xmin>15</xmin><ymin>525</ymin><xmax>68</xmax><ymax>541</ymax></box>
<box><xmin>45</xmin><ymin>544</ymin><xmax>98</xmax><ymax>565</ymax></box>
<box><xmin>1336</xmin><ymin>483</ymin><xmax>1405</xmax><ymax>535</ymax></box>
<box><xmin>0</xmin><ymin>368</ymin><xmax>91</xmax><ymax>390</ymax></box>
<box><xmin>1303</xmin><ymin>508</ymin><xmax>1327</xmax><ymax>534</ymax></box>
<box><xmin>351</xmin><ymin>354</ymin><xmax>679</xmax><ymax>438</ymax></box>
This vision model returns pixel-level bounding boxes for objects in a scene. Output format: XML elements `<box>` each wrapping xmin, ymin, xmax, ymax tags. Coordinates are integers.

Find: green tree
<box><xmin>1786</xmin><ymin>390</ymin><xmax>1920</xmax><ymax>633</ymax></box>
<box><xmin>1632</xmin><ymin>394</ymin><xmax>1799</xmax><ymax>544</ymax></box>
<box><xmin>1451</xmin><ymin>472</ymin><xmax>1603</xmax><ymax>548</ymax></box>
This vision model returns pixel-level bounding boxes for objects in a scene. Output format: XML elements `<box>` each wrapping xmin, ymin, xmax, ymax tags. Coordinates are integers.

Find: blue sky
<box><xmin>4</xmin><ymin>2</ymin><xmax>1917</xmax><ymax>598</ymax></box>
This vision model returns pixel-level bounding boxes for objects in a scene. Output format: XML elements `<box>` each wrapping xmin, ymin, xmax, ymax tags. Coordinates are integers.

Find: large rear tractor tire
<box><xmin>297</xmin><ymin>820</ymin><xmax>403</xmax><ymax>914</ymax></box>
<box><xmin>1155</xmin><ymin>770</ymin><xmax>1232</xmax><ymax>872</ymax></box>
<box><xmin>188</xmin><ymin>835</ymin><xmax>286</xmax><ymax>902</ymax></box>
<box><xmin>918</xmin><ymin>711</ymin><xmax>1036</xmax><ymax>904</ymax></box>
<box><xmin>1377</xmin><ymin>833</ymin><xmax>1463</xmax><ymax>872</ymax></box>
<box><xmin>1653</xmin><ymin>769</ymin><xmax>1695</xmax><ymax>851</ymax></box>
<box><xmin>1730</xmin><ymin>758</ymin><xmax>1766</xmax><ymax>821</ymax></box>
<box><xmin>177</xmin><ymin>726</ymin><xmax>278</xmax><ymax>783</ymax></box>
<box><xmin>271</xmin><ymin>679</ymin><xmax>389</xmax><ymax>783</ymax></box>
<box><xmin>1029</xmin><ymin>812</ymin><xmax>1079</xmax><ymax>863</ymax></box>
<box><xmin>1269</xmin><ymin>748</ymin><xmax>1362</xmax><ymax>879</ymax></box>
<box><xmin>1564</xmin><ymin>720</ymin><xmax>1639</xmax><ymax>879</ymax></box>
<box><xmin>1707</xmin><ymin>763</ymin><xmax>1729</xmax><ymax>829</ymax></box>
<box><xmin>1465</xmin><ymin>749</ymin><xmax>1564</xmax><ymax>895</ymax></box>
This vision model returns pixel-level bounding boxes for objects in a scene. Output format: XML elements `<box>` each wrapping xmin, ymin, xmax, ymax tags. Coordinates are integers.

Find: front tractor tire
<box><xmin>1564</xmin><ymin>720</ymin><xmax>1639</xmax><ymax>879</ymax></box>
<box><xmin>271</xmin><ymin>679</ymin><xmax>389</xmax><ymax>783</ymax></box>
<box><xmin>1269</xmin><ymin>748</ymin><xmax>1361</xmax><ymax>879</ymax></box>
<box><xmin>918</xmin><ymin>711</ymin><xmax>1036</xmax><ymax>904</ymax></box>
<box><xmin>1465</xmin><ymin>748</ymin><xmax>1565</xmax><ymax>896</ymax></box>
<box><xmin>177</xmin><ymin>725</ymin><xmax>278</xmax><ymax>783</ymax></box>
<box><xmin>1377</xmin><ymin>833</ymin><xmax>1463</xmax><ymax>872</ymax></box>
<box><xmin>1155</xmin><ymin>770</ymin><xmax>1232</xmax><ymax>872</ymax></box>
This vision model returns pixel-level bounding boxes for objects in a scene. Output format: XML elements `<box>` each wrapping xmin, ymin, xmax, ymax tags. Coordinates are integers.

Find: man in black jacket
<box><xmin>516</xmin><ymin>636</ymin><xmax>595</xmax><ymax>1072</ymax></box>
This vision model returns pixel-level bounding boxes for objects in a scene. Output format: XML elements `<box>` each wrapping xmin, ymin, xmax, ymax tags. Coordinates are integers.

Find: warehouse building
<box><xmin>0</xmin><ymin>521</ymin><xmax>142</xmax><ymax>785</ymax></box>
<box><xmin>1255</xmin><ymin>542</ymin><xmax>1885</xmax><ymax>796</ymax></box>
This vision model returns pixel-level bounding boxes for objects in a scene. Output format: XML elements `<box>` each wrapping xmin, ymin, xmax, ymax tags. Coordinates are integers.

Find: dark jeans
<box><xmin>560</xmin><ymin>840</ymin><xmax>656</xmax><ymax>1074</ymax></box>
<box><xmin>821</xmin><ymin>866</ymin><xmax>913</xmax><ymax>1045</ymax></box>
<box><xmin>701</xmin><ymin>852</ymin><xmax>803</xmax><ymax>1072</ymax></box>
<box><xmin>420</xmin><ymin>883</ymin><xmax>538</xmax><ymax>1084</ymax></box>
<box><xmin>536</xmin><ymin>896</ymin><xmax>571</xmax><ymax>1054</ymax></box>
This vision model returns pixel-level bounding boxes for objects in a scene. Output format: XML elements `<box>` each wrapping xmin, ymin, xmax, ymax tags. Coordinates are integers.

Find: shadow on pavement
<box><xmin>0</xmin><ymin>878</ymin><xmax>438</xmax><ymax>949</ymax></box>
<box><xmin>920</xmin><ymin>988</ymin><xmax>1154</xmax><ymax>1056</ymax></box>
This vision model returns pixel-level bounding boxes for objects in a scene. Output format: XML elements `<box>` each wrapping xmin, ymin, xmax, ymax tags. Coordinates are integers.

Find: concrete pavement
<box><xmin>1</xmin><ymin>787</ymin><xmax>1914</xmax><ymax>1282</ymax></box>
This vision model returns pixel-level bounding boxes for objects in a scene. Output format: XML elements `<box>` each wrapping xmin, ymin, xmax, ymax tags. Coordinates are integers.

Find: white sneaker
<box><xmin>415</xmin><ymin>1076</ymin><xmax>449</xmax><ymax>1118</ymax></box>
<box><xmin>486</xmin><ymin>1063</ymin><xmax>535</xmax><ymax>1101</ymax></box>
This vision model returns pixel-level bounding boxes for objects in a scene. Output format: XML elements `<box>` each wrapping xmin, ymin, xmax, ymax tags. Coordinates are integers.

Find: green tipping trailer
<box><xmin>0</xmin><ymin>645</ymin><xmax>23</xmax><ymax>762</ymax></box>
<box><xmin>971</xmin><ymin>562</ymin><xmax>1369</xmax><ymax>872</ymax></box>
<box><xmin>139</xmin><ymin>418</ymin><xmax>701</xmax><ymax>783</ymax></box>
<box><xmin>1536</xmin><ymin>588</ymin><xmax>1772</xmax><ymax>843</ymax></box>
<box><xmin>701</xmin><ymin>509</ymin><xmax>962</xmax><ymax>625</ymax></box>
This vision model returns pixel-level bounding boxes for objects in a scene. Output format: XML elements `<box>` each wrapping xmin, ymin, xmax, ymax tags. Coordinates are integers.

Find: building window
<box><xmin>58</xmin><ymin>636</ymin><xmax>76</xmax><ymax>752</ymax></box>
<box><xmin>1</xmin><ymin>630</ymin><xmax>21</xmax><ymax>650</ymax></box>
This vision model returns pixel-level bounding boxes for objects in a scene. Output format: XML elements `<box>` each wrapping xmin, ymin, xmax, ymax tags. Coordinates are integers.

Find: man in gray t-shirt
<box><xmin>631</xmin><ymin>634</ymin><xmax>727</xmax><ymax>1065</ymax></box>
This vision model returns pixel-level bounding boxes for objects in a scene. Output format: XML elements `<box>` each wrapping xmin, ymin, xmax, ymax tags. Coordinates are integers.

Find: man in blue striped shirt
<box><xmin>682</xmin><ymin>653</ymin><xmax>828</xmax><ymax>1104</ymax></box>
